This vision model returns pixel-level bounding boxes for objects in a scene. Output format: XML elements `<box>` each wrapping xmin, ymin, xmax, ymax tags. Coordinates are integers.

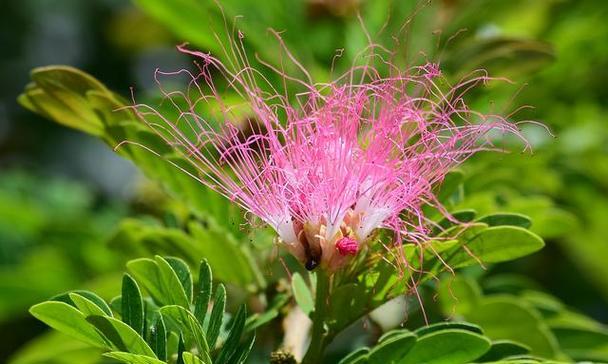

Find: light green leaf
<box><xmin>86</xmin><ymin>315</ymin><xmax>156</xmax><ymax>357</ymax></box>
<box><xmin>154</xmin><ymin>256</ymin><xmax>190</xmax><ymax>308</ymax></box>
<box><xmin>103</xmin><ymin>352</ymin><xmax>165</xmax><ymax>364</ymax></box>
<box><xmin>181</xmin><ymin>352</ymin><xmax>206</xmax><ymax>364</ymax></box>
<box><xmin>464</xmin><ymin>296</ymin><xmax>560</xmax><ymax>358</ymax></box>
<box><xmin>69</xmin><ymin>293</ymin><xmax>109</xmax><ymax>318</ymax></box>
<box><xmin>292</xmin><ymin>272</ymin><xmax>314</xmax><ymax>315</ymax></box>
<box><xmin>29</xmin><ymin>302</ymin><xmax>107</xmax><ymax>348</ymax></box>
<box><xmin>165</xmin><ymin>257</ymin><xmax>193</xmax><ymax>303</ymax></box>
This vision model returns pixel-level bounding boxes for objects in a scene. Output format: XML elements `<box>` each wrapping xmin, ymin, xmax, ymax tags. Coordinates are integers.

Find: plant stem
<box><xmin>302</xmin><ymin>270</ymin><xmax>330</xmax><ymax>364</ymax></box>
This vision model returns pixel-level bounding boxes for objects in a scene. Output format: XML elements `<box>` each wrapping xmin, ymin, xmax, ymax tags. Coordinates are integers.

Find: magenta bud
<box><xmin>335</xmin><ymin>237</ymin><xmax>359</xmax><ymax>256</ymax></box>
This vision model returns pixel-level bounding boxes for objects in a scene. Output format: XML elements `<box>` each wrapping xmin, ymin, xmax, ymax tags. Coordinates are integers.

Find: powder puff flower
<box><xmin>132</xmin><ymin>39</ymin><xmax>526</xmax><ymax>272</ymax></box>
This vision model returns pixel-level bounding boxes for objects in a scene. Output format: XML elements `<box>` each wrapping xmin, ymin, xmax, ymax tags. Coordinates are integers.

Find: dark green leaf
<box><xmin>477</xmin><ymin>340</ymin><xmax>531</xmax><ymax>362</ymax></box>
<box><xmin>215</xmin><ymin>305</ymin><xmax>247</xmax><ymax>364</ymax></box>
<box><xmin>368</xmin><ymin>331</ymin><xmax>416</xmax><ymax>363</ymax></box>
<box><xmin>477</xmin><ymin>213</ymin><xmax>532</xmax><ymax>229</ymax></box>
<box><xmin>206</xmin><ymin>284</ymin><xmax>226</xmax><ymax>350</ymax></box>
<box><xmin>148</xmin><ymin>316</ymin><xmax>167</xmax><ymax>361</ymax></box>
<box><xmin>399</xmin><ymin>329</ymin><xmax>491</xmax><ymax>364</ymax></box>
<box><xmin>122</xmin><ymin>274</ymin><xmax>145</xmax><ymax>336</ymax></box>
<box><xmin>194</xmin><ymin>259</ymin><xmax>213</xmax><ymax>325</ymax></box>
<box><xmin>160</xmin><ymin>305</ymin><xmax>211</xmax><ymax>363</ymax></box>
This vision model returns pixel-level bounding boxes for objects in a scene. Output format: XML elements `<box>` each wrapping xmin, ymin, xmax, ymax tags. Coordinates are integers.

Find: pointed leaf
<box><xmin>165</xmin><ymin>257</ymin><xmax>193</xmax><ymax>303</ymax></box>
<box><xmin>215</xmin><ymin>305</ymin><xmax>247</xmax><ymax>364</ymax></box>
<box><xmin>160</xmin><ymin>305</ymin><xmax>211</xmax><ymax>363</ymax></box>
<box><xmin>206</xmin><ymin>284</ymin><xmax>226</xmax><ymax>350</ymax></box>
<box><xmin>149</xmin><ymin>316</ymin><xmax>167</xmax><ymax>361</ymax></box>
<box><xmin>122</xmin><ymin>274</ymin><xmax>145</xmax><ymax>335</ymax></box>
<box><xmin>154</xmin><ymin>256</ymin><xmax>190</xmax><ymax>308</ymax></box>
<box><xmin>194</xmin><ymin>259</ymin><xmax>213</xmax><ymax>325</ymax></box>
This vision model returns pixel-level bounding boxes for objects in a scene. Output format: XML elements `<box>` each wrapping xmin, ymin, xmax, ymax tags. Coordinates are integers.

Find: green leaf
<box><xmin>8</xmin><ymin>331</ymin><xmax>103</xmax><ymax>364</ymax></box>
<box><xmin>215</xmin><ymin>304</ymin><xmax>247</xmax><ymax>364</ymax></box>
<box><xmin>103</xmin><ymin>352</ymin><xmax>165</xmax><ymax>364</ymax></box>
<box><xmin>69</xmin><ymin>293</ymin><xmax>110</xmax><ymax>318</ymax></box>
<box><xmin>127</xmin><ymin>256</ymin><xmax>190</xmax><ymax>308</ymax></box>
<box><xmin>165</xmin><ymin>257</ymin><xmax>193</xmax><ymax>303</ymax></box>
<box><xmin>51</xmin><ymin>290</ymin><xmax>112</xmax><ymax>316</ymax></box>
<box><xmin>437</xmin><ymin>276</ymin><xmax>483</xmax><ymax>316</ymax></box>
<box><xmin>437</xmin><ymin>170</ymin><xmax>464</xmax><ymax>203</ymax></box>
<box><xmin>206</xmin><ymin>284</ymin><xmax>226</xmax><ymax>350</ymax></box>
<box><xmin>29</xmin><ymin>302</ymin><xmax>107</xmax><ymax>348</ymax></box>
<box><xmin>154</xmin><ymin>256</ymin><xmax>190</xmax><ymax>308</ymax></box>
<box><xmin>18</xmin><ymin>66</ymin><xmax>110</xmax><ymax>136</ymax></box>
<box><xmin>338</xmin><ymin>347</ymin><xmax>370</xmax><ymax>364</ymax></box>
<box><xmin>464</xmin><ymin>296</ymin><xmax>560</xmax><ymax>358</ymax></box>
<box><xmin>194</xmin><ymin>260</ymin><xmax>213</xmax><ymax>325</ymax></box>
<box><xmin>122</xmin><ymin>274</ymin><xmax>145</xmax><ymax>336</ymax></box>
<box><xmin>414</xmin><ymin>322</ymin><xmax>483</xmax><ymax>337</ymax></box>
<box><xmin>292</xmin><ymin>272</ymin><xmax>314</xmax><ymax>315</ymax></box>
<box><xmin>449</xmin><ymin>226</ymin><xmax>545</xmax><ymax>268</ymax></box>
<box><xmin>551</xmin><ymin>326</ymin><xmax>608</xmax><ymax>362</ymax></box>
<box><xmin>234</xmin><ymin>332</ymin><xmax>256</xmax><ymax>364</ymax></box>
<box><xmin>127</xmin><ymin>258</ymin><xmax>165</xmax><ymax>305</ymax></box>
<box><xmin>86</xmin><ymin>315</ymin><xmax>157</xmax><ymax>357</ymax></box>
<box><xmin>148</xmin><ymin>316</ymin><xmax>167</xmax><ymax>361</ymax></box>
<box><xmin>181</xmin><ymin>352</ymin><xmax>205</xmax><ymax>364</ymax></box>
<box><xmin>477</xmin><ymin>340</ymin><xmax>531</xmax><ymax>362</ymax></box>
<box><xmin>477</xmin><ymin>213</ymin><xmax>532</xmax><ymax>229</ymax></box>
<box><xmin>367</xmin><ymin>331</ymin><xmax>416</xmax><ymax>363</ymax></box>
<box><xmin>160</xmin><ymin>305</ymin><xmax>211</xmax><ymax>363</ymax></box>
<box><xmin>400</xmin><ymin>329</ymin><xmax>491</xmax><ymax>364</ymax></box>
<box><xmin>188</xmin><ymin>222</ymin><xmax>263</xmax><ymax>288</ymax></box>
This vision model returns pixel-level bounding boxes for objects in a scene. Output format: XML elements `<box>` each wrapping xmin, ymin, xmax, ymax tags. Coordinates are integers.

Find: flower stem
<box><xmin>302</xmin><ymin>270</ymin><xmax>330</xmax><ymax>364</ymax></box>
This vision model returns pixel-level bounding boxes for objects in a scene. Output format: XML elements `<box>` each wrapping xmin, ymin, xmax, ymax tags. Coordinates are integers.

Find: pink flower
<box><xmin>132</xmin><ymin>42</ymin><xmax>527</xmax><ymax>272</ymax></box>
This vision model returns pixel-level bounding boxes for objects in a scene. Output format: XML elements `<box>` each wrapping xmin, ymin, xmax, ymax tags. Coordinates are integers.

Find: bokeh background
<box><xmin>1</xmin><ymin>0</ymin><xmax>607</xmax><ymax>362</ymax></box>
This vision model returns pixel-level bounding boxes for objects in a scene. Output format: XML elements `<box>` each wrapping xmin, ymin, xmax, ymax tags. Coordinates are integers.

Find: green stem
<box><xmin>302</xmin><ymin>270</ymin><xmax>331</xmax><ymax>364</ymax></box>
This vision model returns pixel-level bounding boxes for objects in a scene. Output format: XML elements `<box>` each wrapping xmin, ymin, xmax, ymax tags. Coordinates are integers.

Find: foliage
<box><xmin>4</xmin><ymin>0</ymin><xmax>608</xmax><ymax>363</ymax></box>
<box><xmin>29</xmin><ymin>257</ymin><xmax>254</xmax><ymax>364</ymax></box>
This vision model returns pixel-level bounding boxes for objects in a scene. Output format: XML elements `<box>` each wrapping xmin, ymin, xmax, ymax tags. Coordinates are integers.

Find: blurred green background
<box><xmin>1</xmin><ymin>0</ymin><xmax>607</xmax><ymax>362</ymax></box>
